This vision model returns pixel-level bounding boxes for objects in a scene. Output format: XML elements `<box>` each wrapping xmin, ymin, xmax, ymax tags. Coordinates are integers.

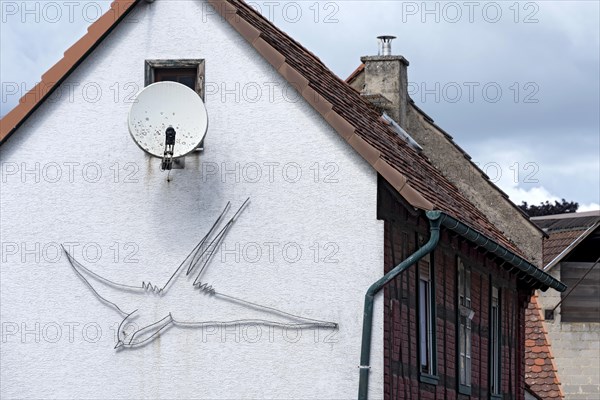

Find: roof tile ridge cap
<box><xmin>230</xmin><ymin>0</ymin><xmax>328</xmax><ymax>68</ymax></box>
<box><xmin>1</xmin><ymin>0</ymin><xmax>139</xmax><ymax>142</ymax></box>
<box><xmin>0</xmin><ymin>98</ymin><xmax>30</xmax><ymax>139</ymax></box>
<box><xmin>226</xmin><ymin>3</ymin><xmax>509</xmax><ymax>235</ymax></box>
<box><xmin>346</xmin><ymin>63</ymin><xmax>365</xmax><ymax>83</ymax></box>
<box><xmin>531</xmin><ymin>293</ymin><xmax>564</xmax><ymax>398</ymax></box>
<box><xmin>213</xmin><ymin>3</ymin><xmax>430</xmax><ymax>211</ymax></box>
<box><xmin>59</xmin><ymin>0</ymin><xmax>137</xmax><ymax>73</ymax></box>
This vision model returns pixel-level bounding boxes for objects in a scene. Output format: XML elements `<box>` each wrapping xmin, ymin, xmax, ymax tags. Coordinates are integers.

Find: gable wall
<box><xmin>0</xmin><ymin>1</ymin><xmax>384</xmax><ymax>398</ymax></box>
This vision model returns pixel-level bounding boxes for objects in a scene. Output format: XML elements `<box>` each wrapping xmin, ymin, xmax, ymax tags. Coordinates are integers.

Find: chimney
<box><xmin>360</xmin><ymin>36</ymin><xmax>410</xmax><ymax>128</ymax></box>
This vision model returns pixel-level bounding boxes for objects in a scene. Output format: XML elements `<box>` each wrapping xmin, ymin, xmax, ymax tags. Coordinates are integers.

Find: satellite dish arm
<box><xmin>161</xmin><ymin>126</ymin><xmax>176</xmax><ymax>170</ymax></box>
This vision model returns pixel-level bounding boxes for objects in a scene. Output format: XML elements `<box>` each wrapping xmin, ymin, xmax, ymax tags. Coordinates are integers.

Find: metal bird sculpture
<box><xmin>62</xmin><ymin>199</ymin><xmax>338</xmax><ymax>349</ymax></box>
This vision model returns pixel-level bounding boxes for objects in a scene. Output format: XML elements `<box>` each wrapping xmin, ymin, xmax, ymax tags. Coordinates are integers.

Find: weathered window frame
<box><xmin>489</xmin><ymin>284</ymin><xmax>502</xmax><ymax>399</ymax></box>
<box><xmin>417</xmin><ymin>243</ymin><xmax>438</xmax><ymax>385</ymax></box>
<box><xmin>457</xmin><ymin>257</ymin><xmax>473</xmax><ymax>395</ymax></box>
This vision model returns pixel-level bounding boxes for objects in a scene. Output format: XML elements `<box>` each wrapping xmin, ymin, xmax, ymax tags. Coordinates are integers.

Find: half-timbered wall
<box><xmin>379</xmin><ymin>179</ymin><xmax>529</xmax><ymax>400</ymax></box>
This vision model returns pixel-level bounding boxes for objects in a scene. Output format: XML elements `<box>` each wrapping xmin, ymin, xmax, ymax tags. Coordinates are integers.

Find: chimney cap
<box><xmin>377</xmin><ymin>35</ymin><xmax>396</xmax><ymax>56</ymax></box>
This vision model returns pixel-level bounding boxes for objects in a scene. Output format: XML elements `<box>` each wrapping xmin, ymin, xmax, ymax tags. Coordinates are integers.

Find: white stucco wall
<box><xmin>0</xmin><ymin>1</ymin><xmax>384</xmax><ymax>398</ymax></box>
<box><xmin>536</xmin><ymin>266</ymin><xmax>600</xmax><ymax>400</ymax></box>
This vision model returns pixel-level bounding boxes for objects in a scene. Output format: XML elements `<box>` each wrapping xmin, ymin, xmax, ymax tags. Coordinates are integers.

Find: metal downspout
<box><xmin>358</xmin><ymin>210</ymin><xmax>443</xmax><ymax>400</ymax></box>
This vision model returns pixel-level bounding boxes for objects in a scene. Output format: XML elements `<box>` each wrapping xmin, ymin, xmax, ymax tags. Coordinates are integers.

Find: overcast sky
<box><xmin>1</xmin><ymin>0</ymin><xmax>598</xmax><ymax>210</ymax></box>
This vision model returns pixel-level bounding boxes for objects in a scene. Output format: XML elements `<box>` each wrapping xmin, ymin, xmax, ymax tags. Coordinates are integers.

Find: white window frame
<box><xmin>417</xmin><ymin>247</ymin><xmax>438</xmax><ymax>385</ymax></box>
<box><xmin>418</xmin><ymin>259</ymin><xmax>435</xmax><ymax>376</ymax></box>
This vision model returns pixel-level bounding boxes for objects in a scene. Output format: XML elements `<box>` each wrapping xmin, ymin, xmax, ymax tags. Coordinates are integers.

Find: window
<box><xmin>418</xmin><ymin>252</ymin><xmax>438</xmax><ymax>383</ymax></box>
<box><xmin>457</xmin><ymin>258</ymin><xmax>473</xmax><ymax>394</ymax></box>
<box><xmin>154</xmin><ymin>68</ymin><xmax>197</xmax><ymax>90</ymax></box>
<box><xmin>145</xmin><ymin>59</ymin><xmax>205</xmax><ymax>99</ymax></box>
<box><xmin>490</xmin><ymin>285</ymin><xmax>501</xmax><ymax>397</ymax></box>
<box><xmin>144</xmin><ymin>60</ymin><xmax>206</xmax><ymax>157</ymax></box>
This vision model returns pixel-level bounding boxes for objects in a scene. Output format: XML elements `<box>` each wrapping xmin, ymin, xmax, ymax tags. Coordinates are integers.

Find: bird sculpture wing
<box><xmin>62</xmin><ymin>199</ymin><xmax>250</xmax><ymax>316</ymax></box>
<box><xmin>62</xmin><ymin>245</ymin><xmax>147</xmax><ymax>316</ymax></box>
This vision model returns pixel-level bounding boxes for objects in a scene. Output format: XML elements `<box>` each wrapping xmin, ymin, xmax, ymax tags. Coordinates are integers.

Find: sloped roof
<box><xmin>346</xmin><ymin>63</ymin><xmax>365</xmax><ymax>85</ymax></box>
<box><xmin>532</xmin><ymin>211</ymin><xmax>600</xmax><ymax>268</ymax></box>
<box><xmin>0</xmin><ymin>0</ymin><xmax>138</xmax><ymax>141</ymax></box>
<box><xmin>542</xmin><ymin>229</ymin><xmax>590</xmax><ymax>266</ymax></box>
<box><xmin>525</xmin><ymin>295</ymin><xmax>563</xmax><ymax>399</ymax></box>
<box><xmin>346</xmin><ymin>63</ymin><xmax>547</xmax><ymax>239</ymax></box>
<box><xmin>533</xmin><ymin>210</ymin><xmax>600</xmax><ymax>229</ymax></box>
<box><xmin>2</xmin><ymin>0</ymin><xmax>531</xmax><ymax>259</ymax></box>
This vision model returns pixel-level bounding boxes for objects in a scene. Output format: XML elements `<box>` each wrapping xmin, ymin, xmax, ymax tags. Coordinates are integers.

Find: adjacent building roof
<box><xmin>532</xmin><ymin>211</ymin><xmax>600</xmax><ymax>269</ymax></box>
<box><xmin>0</xmin><ymin>0</ymin><xmax>564</xmax><ymax>291</ymax></box>
<box><xmin>525</xmin><ymin>295</ymin><xmax>564</xmax><ymax>399</ymax></box>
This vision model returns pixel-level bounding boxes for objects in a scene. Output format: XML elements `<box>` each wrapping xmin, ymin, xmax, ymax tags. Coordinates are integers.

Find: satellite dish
<box><xmin>128</xmin><ymin>81</ymin><xmax>208</xmax><ymax>167</ymax></box>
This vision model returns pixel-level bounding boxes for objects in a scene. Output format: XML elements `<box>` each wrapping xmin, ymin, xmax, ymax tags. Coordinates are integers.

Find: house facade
<box><xmin>531</xmin><ymin>211</ymin><xmax>600</xmax><ymax>400</ymax></box>
<box><xmin>1</xmin><ymin>1</ymin><xmax>565</xmax><ymax>399</ymax></box>
<box><xmin>379</xmin><ymin>181</ymin><xmax>538</xmax><ymax>399</ymax></box>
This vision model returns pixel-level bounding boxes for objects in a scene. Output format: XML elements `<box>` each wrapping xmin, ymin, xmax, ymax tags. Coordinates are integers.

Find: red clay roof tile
<box><xmin>543</xmin><ymin>229</ymin><xmax>588</xmax><ymax>265</ymax></box>
<box><xmin>525</xmin><ymin>295</ymin><xmax>564</xmax><ymax>399</ymax></box>
<box><xmin>0</xmin><ymin>0</ymin><xmax>139</xmax><ymax>140</ymax></box>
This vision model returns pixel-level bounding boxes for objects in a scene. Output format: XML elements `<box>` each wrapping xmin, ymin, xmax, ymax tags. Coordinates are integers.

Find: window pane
<box><xmin>465</xmin><ymin>269</ymin><xmax>471</xmax><ymax>307</ymax></box>
<box><xmin>154</xmin><ymin>68</ymin><xmax>197</xmax><ymax>91</ymax></box>
<box><xmin>460</xmin><ymin>351</ymin><xmax>466</xmax><ymax>384</ymax></box>
<box><xmin>458</xmin><ymin>259</ymin><xmax>464</xmax><ymax>305</ymax></box>
<box><xmin>491</xmin><ymin>286</ymin><xmax>501</xmax><ymax>394</ymax></box>
<box><xmin>466</xmin><ymin>319</ymin><xmax>471</xmax><ymax>357</ymax></box>
<box><xmin>178</xmin><ymin>76</ymin><xmax>195</xmax><ymax>89</ymax></box>
<box><xmin>466</xmin><ymin>355</ymin><xmax>471</xmax><ymax>386</ymax></box>
<box><xmin>419</xmin><ymin>280</ymin><xmax>428</xmax><ymax>370</ymax></box>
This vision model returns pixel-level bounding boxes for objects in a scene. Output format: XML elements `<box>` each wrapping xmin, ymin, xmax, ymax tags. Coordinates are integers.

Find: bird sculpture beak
<box><xmin>114</xmin><ymin>341</ymin><xmax>124</xmax><ymax>349</ymax></box>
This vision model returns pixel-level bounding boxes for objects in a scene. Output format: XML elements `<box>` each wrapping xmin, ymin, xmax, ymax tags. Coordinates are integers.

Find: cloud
<box><xmin>469</xmin><ymin>141</ymin><xmax>599</xmax><ymax>208</ymax></box>
<box><xmin>579</xmin><ymin>203</ymin><xmax>600</xmax><ymax>212</ymax></box>
<box><xmin>503</xmin><ymin>186</ymin><xmax>559</xmax><ymax>207</ymax></box>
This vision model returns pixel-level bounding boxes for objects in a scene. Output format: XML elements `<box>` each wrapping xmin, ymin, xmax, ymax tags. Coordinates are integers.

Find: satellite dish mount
<box><xmin>162</xmin><ymin>126</ymin><xmax>176</xmax><ymax>171</ymax></box>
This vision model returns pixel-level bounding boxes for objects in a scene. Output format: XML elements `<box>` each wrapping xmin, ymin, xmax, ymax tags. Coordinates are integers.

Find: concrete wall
<box><xmin>0</xmin><ymin>1</ymin><xmax>384</xmax><ymax>398</ymax></box>
<box><xmin>404</xmin><ymin>106</ymin><xmax>543</xmax><ymax>265</ymax></box>
<box><xmin>536</xmin><ymin>266</ymin><xmax>600</xmax><ymax>400</ymax></box>
<box><xmin>360</xmin><ymin>56</ymin><xmax>409</xmax><ymax>125</ymax></box>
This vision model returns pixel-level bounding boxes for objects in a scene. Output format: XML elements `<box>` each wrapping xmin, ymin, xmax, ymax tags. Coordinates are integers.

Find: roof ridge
<box><xmin>215</xmin><ymin>0</ymin><xmax>526</xmax><ymax>255</ymax></box>
<box><xmin>229</xmin><ymin>0</ymin><xmax>329</xmax><ymax>70</ymax></box>
<box><xmin>1</xmin><ymin>0</ymin><xmax>530</xmax><ymax>262</ymax></box>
